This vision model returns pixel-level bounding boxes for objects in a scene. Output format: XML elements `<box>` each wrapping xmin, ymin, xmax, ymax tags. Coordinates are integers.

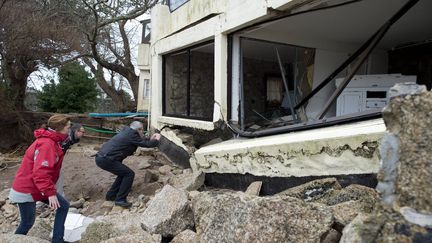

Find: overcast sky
<box><xmin>28</xmin><ymin>13</ymin><xmax>150</xmax><ymax>97</ymax></box>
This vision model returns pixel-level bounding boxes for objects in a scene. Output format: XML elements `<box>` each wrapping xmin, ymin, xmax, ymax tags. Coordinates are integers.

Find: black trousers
<box><xmin>95</xmin><ymin>156</ymin><xmax>135</xmax><ymax>201</ymax></box>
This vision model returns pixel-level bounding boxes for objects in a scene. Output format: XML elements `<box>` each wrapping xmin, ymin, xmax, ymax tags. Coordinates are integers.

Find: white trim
<box><xmin>158</xmin><ymin>116</ymin><xmax>215</xmax><ymax>130</ymax></box>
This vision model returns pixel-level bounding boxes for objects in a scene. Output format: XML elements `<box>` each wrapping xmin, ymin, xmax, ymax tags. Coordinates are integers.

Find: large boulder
<box><xmin>102</xmin><ymin>232</ymin><xmax>161</xmax><ymax>243</ymax></box>
<box><xmin>168</xmin><ymin>171</ymin><xmax>205</xmax><ymax>191</ymax></box>
<box><xmin>141</xmin><ymin>185</ymin><xmax>194</xmax><ymax>237</ymax></box>
<box><xmin>322</xmin><ymin>184</ymin><xmax>378</xmax><ymax>206</ymax></box>
<box><xmin>340</xmin><ymin>207</ymin><xmax>432</xmax><ymax>243</ymax></box>
<box><xmin>81</xmin><ymin>213</ymin><xmax>151</xmax><ymax>243</ymax></box>
<box><xmin>191</xmin><ymin>191</ymin><xmax>333</xmax><ymax>243</ymax></box>
<box><xmin>341</xmin><ymin>84</ymin><xmax>432</xmax><ymax>242</ymax></box>
<box><xmin>276</xmin><ymin>177</ymin><xmax>341</xmax><ymax>203</ymax></box>
<box><xmin>330</xmin><ymin>200</ymin><xmax>371</xmax><ymax>227</ymax></box>
<box><xmin>380</xmin><ymin>84</ymin><xmax>432</xmax><ymax>212</ymax></box>
<box><xmin>81</xmin><ymin>221</ymin><xmax>122</xmax><ymax>243</ymax></box>
<box><xmin>340</xmin><ymin>213</ymin><xmax>384</xmax><ymax>243</ymax></box>
<box><xmin>0</xmin><ymin>233</ymin><xmax>50</xmax><ymax>243</ymax></box>
<box><xmin>27</xmin><ymin>219</ymin><xmax>52</xmax><ymax>241</ymax></box>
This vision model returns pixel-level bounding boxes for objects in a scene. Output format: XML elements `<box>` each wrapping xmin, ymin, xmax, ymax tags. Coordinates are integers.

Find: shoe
<box><xmin>114</xmin><ymin>200</ymin><xmax>132</xmax><ymax>208</ymax></box>
<box><xmin>105</xmin><ymin>196</ymin><xmax>115</xmax><ymax>201</ymax></box>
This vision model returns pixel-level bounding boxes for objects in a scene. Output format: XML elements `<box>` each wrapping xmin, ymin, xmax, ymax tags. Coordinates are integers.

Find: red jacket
<box><xmin>12</xmin><ymin>128</ymin><xmax>67</xmax><ymax>201</ymax></box>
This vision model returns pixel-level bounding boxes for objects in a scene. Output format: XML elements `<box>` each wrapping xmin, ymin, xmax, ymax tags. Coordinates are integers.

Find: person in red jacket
<box><xmin>9</xmin><ymin>114</ymin><xmax>71</xmax><ymax>243</ymax></box>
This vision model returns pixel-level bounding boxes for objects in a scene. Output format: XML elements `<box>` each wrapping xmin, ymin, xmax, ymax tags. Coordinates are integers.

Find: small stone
<box><xmin>2</xmin><ymin>203</ymin><xmax>18</xmax><ymax>219</ymax></box>
<box><xmin>110</xmin><ymin>206</ymin><xmax>124</xmax><ymax>214</ymax></box>
<box><xmin>138</xmin><ymin>161</ymin><xmax>151</xmax><ymax>170</ymax></box>
<box><xmin>158</xmin><ymin>165</ymin><xmax>173</xmax><ymax>174</ymax></box>
<box><xmin>182</xmin><ymin>169</ymin><xmax>193</xmax><ymax>174</ymax></box>
<box><xmin>245</xmin><ymin>181</ymin><xmax>262</xmax><ymax>196</ymax></box>
<box><xmin>142</xmin><ymin>170</ymin><xmax>159</xmax><ymax>183</ymax></box>
<box><xmin>171</xmin><ymin>229</ymin><xmax>197</xmax><ymax>243</ymax></box>
<box><xmin>70</xmin><ymin>198</ymin><xmax>86</xmax><ymax>209</ymax></box>
<box><xmin>101</xmin><ymin>201</ymin><xmax>114</xmax><ymax>209</ymax></box>
<box><xmin>141</xmin><ymin>182</ymin><xmax>163</xmax><ymax>196</ymax></box>
<box><xmin>321</xmin><ymin>229</ymin><xmax>341</xmax><ymax>243</ymax></box>
<box><xmin>0</xmin><ymin>189</ymin><xmax>9</xmax><ymax>207</ymax></box>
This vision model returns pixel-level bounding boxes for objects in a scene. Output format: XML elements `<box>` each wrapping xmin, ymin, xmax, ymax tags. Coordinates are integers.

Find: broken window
<box><xmin>163</xmin><ymin>41</ymin><xmax>214</xmax><ymax>121</ymax></box>
<box><xmin>232</xmin><ymin>37</ymin><xmax>315</xmax><ymax>131</ymax></box>
<box><xmin>228</xmin><ymin>0</ymin><xmax>432</xmax><ymax>136</ymax></box>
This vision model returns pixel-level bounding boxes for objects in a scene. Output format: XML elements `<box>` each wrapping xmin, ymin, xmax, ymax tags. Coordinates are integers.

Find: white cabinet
<box><xmin>336</xmin><ymin>74</ymin><xmax>416</xmax><ymax>116</ymax></box>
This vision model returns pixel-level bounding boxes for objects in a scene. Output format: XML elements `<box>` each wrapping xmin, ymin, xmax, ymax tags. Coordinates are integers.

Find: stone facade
<box><xmin>165</xmin><ymin>49</ymin><xmax>214</xmax><ymax>120</ymax></box>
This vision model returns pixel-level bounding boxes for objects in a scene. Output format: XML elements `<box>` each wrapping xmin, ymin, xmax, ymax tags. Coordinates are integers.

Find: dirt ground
<box><xmin>0</xmin><ymin>141</ymin><xmax>171</xmax><ymax>202</ymax></box>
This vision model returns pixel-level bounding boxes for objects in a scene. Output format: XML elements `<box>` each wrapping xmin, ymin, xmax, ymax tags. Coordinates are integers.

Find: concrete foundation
<box><xmin>193</xmin><ymin>119</ymin><xmax>384</xmax><ymax>177</ymax></box>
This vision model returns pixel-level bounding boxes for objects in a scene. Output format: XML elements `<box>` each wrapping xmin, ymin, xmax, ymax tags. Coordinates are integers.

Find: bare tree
<box><xmin>0</xmin><ymin>0</ymin><xmax>83</xmax><ymax>110</ymax></box>
<box><xmin>66</xmin><ymin>0</ymin><xmax>159</xmax><ymax>111</ymax></box>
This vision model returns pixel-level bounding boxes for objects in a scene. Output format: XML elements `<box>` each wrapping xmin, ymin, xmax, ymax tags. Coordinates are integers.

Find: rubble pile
<box><xmin>1</xmin><ymin>83</ymin><xmax>431</xmax><ymax>242</ymax></box>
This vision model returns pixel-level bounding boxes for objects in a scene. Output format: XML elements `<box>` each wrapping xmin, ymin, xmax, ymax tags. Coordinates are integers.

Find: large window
<box><xmin>239</xmin><ymin>38</ymin><xmax>315</xmax><ymax>128</ymax></box>
<box><xmin>163</xmin><ymin>41</ymin><xmax>214</xmax><ymax>121</ymax></box>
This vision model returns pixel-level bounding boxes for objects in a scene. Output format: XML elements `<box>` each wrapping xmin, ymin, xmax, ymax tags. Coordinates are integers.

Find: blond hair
<box><xmin>47</xmin><ymin>114</ymin><xmax>70</xmax><ymax>132</ymax></box>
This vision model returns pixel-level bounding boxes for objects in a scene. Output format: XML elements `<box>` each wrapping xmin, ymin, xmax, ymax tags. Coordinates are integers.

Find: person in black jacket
<box><xmin>95</xmin><ymin>121</ymin><xmax>160</xmax><ymax>208</ymax></box>
<box><xmin>56</xmin><ymin>124</ymin><xmax>86</xmax><ymax>196</ymax></box>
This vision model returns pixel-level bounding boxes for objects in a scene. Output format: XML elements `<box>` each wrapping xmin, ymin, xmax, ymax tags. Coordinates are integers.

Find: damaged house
<box><xmin>137</xmin><ymin>0</ymin><xmax>432</xmax><ymax>193</ymax></box>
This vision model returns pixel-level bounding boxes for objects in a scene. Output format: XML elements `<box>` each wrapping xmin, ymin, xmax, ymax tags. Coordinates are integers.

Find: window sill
<box><xmin>158</xmin><ymin>116</ymin><xmax>215</xmax><ymax>131</ymax></box>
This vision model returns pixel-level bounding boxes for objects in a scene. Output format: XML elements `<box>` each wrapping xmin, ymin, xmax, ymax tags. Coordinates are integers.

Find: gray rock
<box><xmin>182</xmin><ymin>168</ymin><xmax>193</xmax><ymax>174</ymax></box>
<box><xmin>191</xmin><ymin>191</ymin><xmax>333</xmax><ymax>243</ymax></box>
<box><xmin>168</xmin><ymin>171</ymin><xmax>205</xmax><ymax>191</ymax></box>
<box><xmin>141</xmin><ymin>182</ymin><xmax>163</xmax><ymax>196</ymax></box>
<box><xmin>0</xmin><ymin>233</ymin><xmax>50</xmax><ymax>243</ymax></box>
<box><xmin>382</xmin><ymin>89</ymin><xmax>432</xmax><ymax>212</ymax></box>
<box><xmin>245</xmin><ymin>181</ymin><xmax>262</xmax><ymax>196</ymax></box>
<box><xmin>321</xmin><ymin>229</ymin><xmax>341</xmax><ymax>243</ymax></box>
<box><xmin>138</xmin><ymin>160</ymin><xmax>151</xmax><ymax>170</ymax></box>
<box><xmin>142</xmin><ymin>170</ymin><xmax>159</xmax><ymax>183</ymax></box>
<box><xmin>340</xmin><ymin>213</ymin><xmax>381</xmax><ymax>243</ymax></box>
<box><xmin>70</xmin><ymin>198</ymin><xmax>85</xmax><ymax>209</ymax></box>
<box><xmin>27</xmin><ymin>219</ymin><xmax>52</xmax><ymax>241</ymax></box>
<box><xmin>330</xmin><ymin>200</ymin><xmax>369</xmax><ymax>227</ymax></box>
<box><xmin>158</xmin><ymin>165</ymin><xmax>173</xmax><ymax>175</ymax></box>
<box><xmin>81</xmin><ymin>212</ymin><xmax>149</xmax><ymax>243</ymax></box>
<box><xmin>2</xmin><ymin>203</ymin><xmax>18</xmax><ymax>220</ymax></box>
<box><xmin>388</xmin><ymin>82</ymin><xmax>426</xmax><ymax>98</ymax></box>
<box><xmin>323</xmin><ymin>184</ymin><xmax>378</xmax><ymax>207</ymax></box>
<box><xmin>277</xmin><ymin>177</ymin><xmax>341</xmax><ymax>203</ymax></box>
<box><xmin>0</xmin><ymin>188</ymin><xmax>9</xmax><ymax>207</ymax></box>
<box><xmin>81</xmin><ymin>222</ymin><xmax>121</xmax><ymax>243</ymax></box>
<box><xmin>171</xmin><ymin>229</ymin><xmax>197</xmax><ymax>243</ymax></box>
<box><xmin>102</xmin><ymin>232</ymin><xmax>161</xmax><ymax>243</ymax></box>
<box><xmin>141</xmin><ymin>185</ymin><xmax>194</xmax><ymax>237</ymax></box>
<box><xmin>340</xmin><ymin>207</ymin><xmax>432</xmax><ymax>243</ymax></box>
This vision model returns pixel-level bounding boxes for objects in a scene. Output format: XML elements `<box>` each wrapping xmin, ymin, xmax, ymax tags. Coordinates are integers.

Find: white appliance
<box><xmin>336</xmin><ymin>74</ymin><xmax>416</xmax><ymax>116</ymax></box>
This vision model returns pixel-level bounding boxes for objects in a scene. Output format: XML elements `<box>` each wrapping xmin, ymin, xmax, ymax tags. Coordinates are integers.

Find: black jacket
<box><xmin>61</xmin><ymin>127</ymin><xmax>80</xmax><ymax>153</ymax></box>
<box><xmin>97</xmin><ymin>127</ymin><xmax>159</xmax><ymax>162</ymax></box>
